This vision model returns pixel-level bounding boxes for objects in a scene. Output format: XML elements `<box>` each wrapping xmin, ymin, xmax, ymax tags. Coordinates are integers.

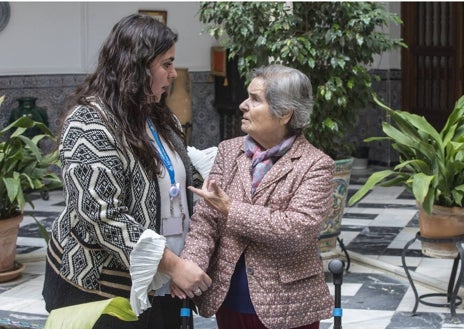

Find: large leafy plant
<box><xmin>198</xmin><ymin>2</ymin><xmax>404</xmax><ymax>159</ymax></box>
<box><xmin>348</xmin><ymin>95</ymin><xmax>464</xmax><ymax>214</ymax></box>
<box><xmin>0</xmin><ymin>96</ymin><xmax>62</xmax><ymax>219</ymax></box>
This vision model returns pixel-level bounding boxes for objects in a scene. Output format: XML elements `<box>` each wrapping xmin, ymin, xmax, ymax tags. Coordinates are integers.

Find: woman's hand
<box><xmin>188</xmin><ymin>177</ymin><xmax>231</xmax><ymax>215</ymax></box>
<box><xmin>158</xmin><ymin>249</ymin><xmax>211</xmax><ymax>298</ymax></box>
<box><xmin>170</xmin><ymin>282</ymin><xmax>183</xmax><ymax>299</ymax></box>
<box><xmin>170</xmin><ymin>258</ymin><xmax>211</xmax><ymax>298</ymax></box>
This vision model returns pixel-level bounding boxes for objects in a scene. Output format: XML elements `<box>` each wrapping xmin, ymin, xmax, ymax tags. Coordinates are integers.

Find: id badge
<box><xmin>161</xmin><ymin>216</ymin><xmax>183</xmax><ymax>236</ymax></box>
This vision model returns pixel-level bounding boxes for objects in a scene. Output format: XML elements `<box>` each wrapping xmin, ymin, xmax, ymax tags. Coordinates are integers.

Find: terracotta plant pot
<box><xmin>0</xmin><ymin>214</ymin><xmax>23</xmax><ymax>273</ymax></box>
<box><xmin>418</xmin><ymin>204</ymin><xmax>464</xmax><ymax>258</ymax></box>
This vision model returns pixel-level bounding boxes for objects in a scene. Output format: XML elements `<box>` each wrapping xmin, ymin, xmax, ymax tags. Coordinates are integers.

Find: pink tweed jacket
<box><xmin>181</xmin><ymin>134</ymin><xmax>335</xmax><ymax>329</ymax></box>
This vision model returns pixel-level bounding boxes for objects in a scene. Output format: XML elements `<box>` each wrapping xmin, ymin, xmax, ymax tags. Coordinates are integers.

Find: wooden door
<box><xmin>401</xmin><ymin>2</ymin><xmax>464</xmax><ymax>130</ymax></box>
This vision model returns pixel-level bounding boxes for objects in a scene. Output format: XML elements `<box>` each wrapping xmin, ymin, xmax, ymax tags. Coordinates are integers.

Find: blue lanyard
<box><xmin>147</xmin><ymin>118</ymin><xmax>180</xmax><ymax>198</ymax></box>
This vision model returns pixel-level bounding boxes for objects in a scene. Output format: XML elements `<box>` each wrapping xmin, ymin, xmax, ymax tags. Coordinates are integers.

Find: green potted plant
<box><xmin>199</xmin><ymin>1</ymin><xmax>404</xmax><ymax>159</ymax></box>
<box><xmin>198</xmin><ymin>2</ymin><xmax>404</xmax><ymax>251</ymax></box>
<box><xmin>348</xmin><ymin>94</ymin><xmax>464</xmax><ymax>257</ymax></box>
<box><xmin>0</xmin><ymin>95</ymin><xmax>62</xmax><ymax>281</ymax></box>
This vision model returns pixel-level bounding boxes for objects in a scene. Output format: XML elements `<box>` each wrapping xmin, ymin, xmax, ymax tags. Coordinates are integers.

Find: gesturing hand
<box><xmin>188</xmin><ymin>177</ymin><xmax>231</xmax><ymax>215</ymax></box>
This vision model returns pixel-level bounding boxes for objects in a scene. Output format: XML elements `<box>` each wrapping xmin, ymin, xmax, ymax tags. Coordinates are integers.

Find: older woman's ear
<box><xmin>281</xmin><ymin>110</ymin><xmax>294</xmax><ymax>125</ymax></box>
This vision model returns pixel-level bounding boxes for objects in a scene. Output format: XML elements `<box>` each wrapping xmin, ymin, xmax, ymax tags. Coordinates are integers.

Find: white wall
<box><xmin>370</xmin><ymin>2</ymin><xmax>402</xmax><ymax>70</ymax></box>
<box><xmin>0</xmin><ymin>2</ymin><xmax>217</xmax><ymax>75</ymax></box>
<box><xmin>0</xmin><ymin>2</ymin><xmax>401</xmax><ymax>75</ymax></box>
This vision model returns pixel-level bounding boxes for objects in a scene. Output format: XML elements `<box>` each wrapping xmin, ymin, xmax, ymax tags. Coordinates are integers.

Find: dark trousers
<box><xmin>43</xmin><ymin>260</ymin><xmax>194</xmax><ymax>329</ymax></box>
<box><xmin>216</xmin><ymin>304</ymin><xmax>319</xmax><ymax>329</ymax></box>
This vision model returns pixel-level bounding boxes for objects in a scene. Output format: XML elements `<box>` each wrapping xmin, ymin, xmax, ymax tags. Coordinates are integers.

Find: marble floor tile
<box><xmin>321</xmin><ymin>309</ymin><xmax>395</xmax><ymax>329</ymax></box>
<box><xmin>370</xmin><ymin>209</ymin><xmax>418</xmax><ymax>227</ymax></box>
<box><xmin>388</xmin><ymin>226</ymin><xmax>421</xmax><ymax>250</ymax></box>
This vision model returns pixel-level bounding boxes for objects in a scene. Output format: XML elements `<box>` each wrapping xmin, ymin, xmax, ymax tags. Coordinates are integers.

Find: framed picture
<box><xmin>211</xmin><ymin>46</ymin><xmax>227</xmax><ymax>77</ymax></box>
<box><xmin>138</xmin><ymin>10</ymin><xmax>167</xmax><ymax>25</ymax></box>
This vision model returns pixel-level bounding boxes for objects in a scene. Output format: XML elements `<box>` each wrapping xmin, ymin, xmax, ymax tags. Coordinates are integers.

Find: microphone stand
<box><xmin>180</xmin><ymin>298</ymin><xmax>190</xmax><ymax>329</ymax></box>
<box><xmin>329</xmin><ymin>259</ymin><xmax>344</xmax><ymax>329</ymax></box>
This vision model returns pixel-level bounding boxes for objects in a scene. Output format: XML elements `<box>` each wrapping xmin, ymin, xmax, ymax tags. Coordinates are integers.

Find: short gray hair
<box><xmin>251</xmin><ymin>64</ymin><xmax>313</xmax><ymax>134</ymax></box>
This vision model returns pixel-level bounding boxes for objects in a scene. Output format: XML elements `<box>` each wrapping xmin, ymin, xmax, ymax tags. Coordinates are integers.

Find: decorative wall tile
<box><xmin>0</xmin><ymin>69</ymin><xmax>400</xmax><ymax>164</ymax></box>
<box><xmin>0</xmin><ymin>72</ymin><xmax>219</xmax><ymax>151</ymax></box>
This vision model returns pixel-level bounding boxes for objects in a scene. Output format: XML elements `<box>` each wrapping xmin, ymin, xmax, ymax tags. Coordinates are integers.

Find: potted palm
<box><xmin>0</xmin><ymin>95</ymin><xmax>62</xmax><ymax>281</ymax></box>
<box><xmin>348</xmin><ymin>94</ymin><xmax>464</xmax><ymax>257</ymax></box>
<box><xmin>198</xmin><ymin>2</ymin><xmax>404</xmax><ymax>251</ymax></box>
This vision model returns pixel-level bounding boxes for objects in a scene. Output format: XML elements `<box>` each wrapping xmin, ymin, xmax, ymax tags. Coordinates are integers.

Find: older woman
<box><xmin>176</xmin><ymin>64</ymin><xmax>335</xmax><ymax>329</ymax></box>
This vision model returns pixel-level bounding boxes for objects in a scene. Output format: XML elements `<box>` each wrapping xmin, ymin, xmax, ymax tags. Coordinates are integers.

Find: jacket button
<box><xmin>246</xmin><ymin>267</ymin><xmax>254</xmax><ymax>275</ymax></box>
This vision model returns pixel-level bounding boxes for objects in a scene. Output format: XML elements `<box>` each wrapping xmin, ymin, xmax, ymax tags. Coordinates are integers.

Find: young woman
<box><xmin>42</xmin><ymin>14</ymin><xmax>211</xmax><ymax>329</ymax></box>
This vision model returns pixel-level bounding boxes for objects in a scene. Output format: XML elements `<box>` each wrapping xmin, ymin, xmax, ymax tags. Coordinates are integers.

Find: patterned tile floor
<box><xmin>1</xmin><ymin>167</ymin><xmax>464</xmax><ymax>329</ymax></box>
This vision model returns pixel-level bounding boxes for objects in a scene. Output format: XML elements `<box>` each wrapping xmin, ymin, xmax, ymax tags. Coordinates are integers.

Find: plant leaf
<box><xmin>348</xmin><ymin>170</ymin><xmax>396</xmax><ymax>205</ymax></box>
<box><xmin>44</xmin><ymin>297</ymin><xmax>137</xmax><ymax>329</ymax></box>
<box><xmin>31</xmin><ymin>214</ymin><xmax>50</xmax><ymax>243</ymax></box>
<box><xmin>411</xmin><ymin>173</ymin><xmax>434</xmax><ymax>204</ymax></box>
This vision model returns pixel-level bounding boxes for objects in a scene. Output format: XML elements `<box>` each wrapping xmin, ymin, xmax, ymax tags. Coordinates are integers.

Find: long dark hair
<box><xmin>66</xmin><ymin>14</ymin><xmax>181</xmax><ymax>178</ymax></box>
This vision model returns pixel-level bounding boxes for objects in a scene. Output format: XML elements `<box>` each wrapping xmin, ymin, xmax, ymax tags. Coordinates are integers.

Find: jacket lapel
<box><xmin>235</xmin><ymin>148</ymin><xmax>253</xmax><ymax>201</ymax></box>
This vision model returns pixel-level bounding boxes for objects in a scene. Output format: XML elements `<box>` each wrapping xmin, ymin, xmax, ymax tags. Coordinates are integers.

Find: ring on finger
<box><xmin>193</xmin><ymin>288</ymin><xmax>202</xmax><ymax>296</ymax></box>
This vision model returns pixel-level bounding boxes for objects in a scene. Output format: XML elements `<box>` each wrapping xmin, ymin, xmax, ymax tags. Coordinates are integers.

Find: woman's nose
<box><xmin>239</xmin><ymin>99</ymin><xmax>248</xmax><ymax>112</ymax></box>
<box><xmin>170</xmin><ymin>67</ymin><xmax>178</xmax><ymax>79</ymax></box>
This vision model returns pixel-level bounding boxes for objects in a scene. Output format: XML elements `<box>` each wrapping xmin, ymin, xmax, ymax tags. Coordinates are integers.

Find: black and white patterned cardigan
<box><xmin>46</xmin><ymin>101</ymin><xmax>193</xmax><ymax>298</ymax></box>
